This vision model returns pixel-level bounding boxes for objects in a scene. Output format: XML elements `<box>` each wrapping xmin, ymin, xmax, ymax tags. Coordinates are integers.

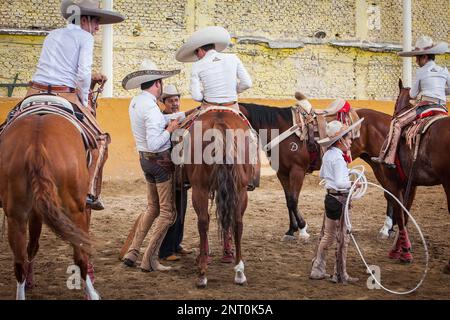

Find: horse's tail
<box><xmin>26</xmin><ymin>143</ymin><xmax>92</xmax><ymax>255</ymax></box>
<box><xmin>209</xmin><ymin>120</ymin><xmax>242</xmax><ymax>239</ymax></box>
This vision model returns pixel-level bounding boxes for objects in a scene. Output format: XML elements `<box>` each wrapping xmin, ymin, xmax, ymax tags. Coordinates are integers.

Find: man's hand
<box><xmin>166</xmin><ymin>118</ymin><xmax>180</xmax><ymax>133</ymax></box>
<box><xmin>92</xmin><ymin>73</ymin><xmax>108</xmax><ymax>83</ymax></box>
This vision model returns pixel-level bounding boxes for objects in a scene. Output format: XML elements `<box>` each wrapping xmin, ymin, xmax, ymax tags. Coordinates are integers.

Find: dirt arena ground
<box><xmin>0</xmin><ymin>172</ymin><xmax>449</xmax><ymax>300</ymax></box>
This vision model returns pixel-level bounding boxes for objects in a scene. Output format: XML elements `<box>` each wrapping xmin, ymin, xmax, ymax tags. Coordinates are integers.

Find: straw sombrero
<box><xmin>160</xmin><ymin>84</ymin><xmax>181</xmax><ymax>101</ymax></box>
<box><xmin>317</xmin><ymin>118</ymin><xmax>364</xmax><ymax>147</ymax></box>
<box><xmin>61</xmin><ymin>0</ymin><xmax>125</xmax><ymax>25</ymax></box>
<box><xmin>175</xmin><ymin>26</ymin><xmax>231</xmax><ymax>63</ymax></box>
<box><xmin>398</xmin><ymin>36</ymin><xmax>448</xmax><ymax>57</ymax></box>
<box><xmin>122</xmin><ymin>60</ymin><xmax>180</xmax><ymax>90</ymax></box>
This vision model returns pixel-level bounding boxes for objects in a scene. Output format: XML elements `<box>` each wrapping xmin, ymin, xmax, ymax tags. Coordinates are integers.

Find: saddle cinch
<box><xmin>263</xmin><ymin>92</ymin><xmax>361</xmax><ymax>172</ymax></box>
<box><xmin>0</xmin><ymin>94</ymin><xmax>98</xmax><ymax>155</ymax></box>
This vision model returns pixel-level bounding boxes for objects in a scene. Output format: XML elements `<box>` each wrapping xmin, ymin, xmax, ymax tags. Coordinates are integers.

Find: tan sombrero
<box><xmin>61</xmin><ymin>0</ymin><xmax>125</xmax><ymax>25</ymax></box>
<box><xmin>160</xmin><ymin>84</ymin><xmax>181</xmax><ymax>101</ymax></box>
<box><xmin>175</xmin><ymin>26</ymin><xmax>231</xmax><ymax>63</ymax></box>
<box><xmin>318</xmin><ymin>118</ymin><xmax>364</xmax><ymax>147</ymax></box>
<box><xmin>398</xmin><ymin>36</ymin><xmax>448</xmax><ymax>57</ymax></box>
<box><xmin>122</xmin><ymin>60</ymin><xmax>180</xmax><ymax>90</ymax></box>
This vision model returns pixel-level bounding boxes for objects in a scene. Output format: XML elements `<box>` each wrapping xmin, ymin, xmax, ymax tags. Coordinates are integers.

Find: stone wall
<box><xmin>1</xmin><ymin>0</ymin><xmax>449</xmax><ymax>100</ymax></box>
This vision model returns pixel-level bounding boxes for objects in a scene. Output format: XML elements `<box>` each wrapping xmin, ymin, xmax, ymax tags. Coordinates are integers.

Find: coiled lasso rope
<box><xmin>321</xmin><ymin>165</ymin><xmax>429</xmax><ymax>295</ymax></box>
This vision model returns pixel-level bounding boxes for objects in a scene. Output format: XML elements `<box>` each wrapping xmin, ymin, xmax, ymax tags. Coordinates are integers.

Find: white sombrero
<box><xmin>317</xmin><ymin>118</ymin><xmax>364</xmax><ymax>147</ymax></box>
<box><xmin>160</xmin><ymin>84</ymin><xmax>181</xmax><ymax>101</ymax></box>
<box><xmin>61</xmin><ymin>0</ymin><xmax>125</xmax><ymax>25</ymax></box>
<box><xmin>398</xmin><ymin>36</ymin><xmax>448</xmax><ymax>57</ymax></box>
<box><xmin>175</xmin><ymin>26</ymin><xmax>231</xmax><ymax>63</ymax></box>
<box><xmin>122</xmin><ymin>60</ymin><xmax>180</xmax><ymax>90</ymax></box>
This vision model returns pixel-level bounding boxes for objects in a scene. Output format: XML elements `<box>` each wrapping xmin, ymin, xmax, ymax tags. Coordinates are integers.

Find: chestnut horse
<box><xmin>238</xmin><ymin>104</ymin><xmax>399</xmax><ymax>239</ymax></box>
<box><xmin>381</xmin><ymin>83</ymin><xmax>450</xmax><ymax>272</ymax></box>
<box><xmin>0</xmin><ymin>111</ymin><xmax>99</xmax><ymax>299</ymax></box>
<box><xmin>178</xmin><ymin>109</ymin><xmax>253</xmax><ymax>287</ymax></box>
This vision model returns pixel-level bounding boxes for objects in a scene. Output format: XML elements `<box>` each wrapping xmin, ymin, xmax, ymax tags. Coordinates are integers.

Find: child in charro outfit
<box><xmin>310</xmin><ymin>118</ymin><xmax>364</xmax><ymax>284</ymax></box>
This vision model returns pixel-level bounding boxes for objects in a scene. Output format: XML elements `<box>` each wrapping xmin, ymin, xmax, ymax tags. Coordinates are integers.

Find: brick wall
<box><xmin>1</xmin><ymin>0</ymin><xmax>449</xmax><ymax>100</ymax></box>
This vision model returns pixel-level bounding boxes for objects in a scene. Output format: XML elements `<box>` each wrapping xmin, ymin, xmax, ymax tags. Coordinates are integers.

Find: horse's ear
<box><xmin>398</xmin><ymin>78</ymin><xmax>403</xmax><ymax>90</ymax></box>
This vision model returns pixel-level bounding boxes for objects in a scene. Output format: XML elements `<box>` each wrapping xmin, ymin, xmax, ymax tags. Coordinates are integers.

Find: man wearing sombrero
<box><xmin>175</xmin><ymin>26</ymin><xmax>252</xmax><ymax>110</ymax></box>
<box><xmin>310</xmin><ymin>118</ymin><xmax>363</xmax><ymax>284</ymax></box>
<box><xmin>11</xmin><ymin>0</ymin><xmax>126</xmax><ymax>211</ymax></box>
<box><xmin>121</xmin><ymin>60</ymin><xmax>197</xmax><ymax>272</ymax></box>
<box><xmin>372</xmin><ymin>36</ymin><xmax>450</xmax><ymax>168</ymax></box>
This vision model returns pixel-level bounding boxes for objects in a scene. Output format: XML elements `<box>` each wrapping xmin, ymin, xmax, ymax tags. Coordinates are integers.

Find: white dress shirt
<box><xmin>190</xmin><ymin>50</ymin><xmax>252</xmax><ymax>103</ymax></box>
<box><xmin>129</xmin><ymin>91</ymin><xmax>186</xmax><ymax>153</ymax></box>
<box><xmin>410</xmin><ymin>60</ymin><xmax>450</xmax><ymax>102</ymax></box>
<box><xmin>320</xmin><ymin>147</ymin><xmax>351</xmax><ymax>191</ymax></box>
<box><xmin>32</xmin><ymin>24</ymin><xmax>94</xmax><ymax>106</ymax></box>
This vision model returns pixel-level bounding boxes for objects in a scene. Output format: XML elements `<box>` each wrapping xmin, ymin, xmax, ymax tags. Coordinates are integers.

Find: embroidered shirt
<box><xmin>320</xmin><ymin>147</ymin><xmax>351</xmax><ymax>191</ymax></box>
<box><xmin>410</xmin><ymin>61</ymin><xmax>450</xmax><ymax>102</ymax></box>
<box><xmin>190</xmin><ymin>50</ymin><xmax>252</xmax><ymax>103</ymax></box>
<box><xmin>129</xmin><ymin>91</ymin><xmax>185</xmax><ymax>153</ymax></box>
<box><xmin>32</xmin><ymin>24</ymin><xmax>94</xmax><ymax>106</ymax></box>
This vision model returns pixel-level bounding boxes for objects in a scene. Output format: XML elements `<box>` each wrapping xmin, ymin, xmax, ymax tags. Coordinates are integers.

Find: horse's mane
<box><xmin>239</xmin><ymin>103</ymin><xmax>292</xmax><ymax>127</ymax></box>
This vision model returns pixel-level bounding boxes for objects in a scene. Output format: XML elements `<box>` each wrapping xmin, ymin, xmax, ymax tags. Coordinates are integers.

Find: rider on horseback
<box><xmin>1</xmin><ymin>0</ymin><xmax>125</xmax><ymax>210</ymax></box>
<box><xmin>372</xmin><ymin>36</ymin><xmax>450</xmax><ymax>169</ymax></box>
<box><xmin>175</xmin><ymin>26</ymin><xmax>253</xmax><ymax>110</ymax></box>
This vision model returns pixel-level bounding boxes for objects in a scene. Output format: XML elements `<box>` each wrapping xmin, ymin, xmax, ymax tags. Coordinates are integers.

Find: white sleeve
<box><xmin>77</xmin><ymin>34</ymin><xmax>94</xmax><ymax>106</ymax></box>
<box><xmin>145</xmin><ymin>110</ymin><xmax>171</xmax><ymax>152</ymax></box>
<box><xmin>409</xmin><ymin>70</ymin><xmax>421</xmax><ymax>99</ymax></box>
<box><xmin>190</xmin><ymin>67</ymin><xmax>203</xmax><ymax>102</ymax></box>
<box><xmin>332</xmin><ymin>159</ymin><xmax>351</xmax><ymax>190</ymax></box>
<box><xmin>445</xmin><ymin>68</ymin><xmax>450</xmax><ymax>96</ymax></box>
<box><xmin>236</xmin><ymin>56</ymin><xmax>252</xmax><ymax>93</ymax></box>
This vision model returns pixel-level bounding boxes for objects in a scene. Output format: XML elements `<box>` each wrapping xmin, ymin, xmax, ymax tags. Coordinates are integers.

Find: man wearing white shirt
<box><xmin>176</xmin><ymin>26</ymin><xmax>252</xmax><ymax>109</ymax></box>
<box><xmin>372</xmin><ymin>36</ymin><xmax>449</xmax><ymax>168</ymax></box>
<box><xmin>121</xmin><ymin>60</ymin><xmax>199</xmax><ymax>272</ymax></box>
<box><xmin>310</xmin><ymin>119</ymin><xmax>363</xmax><ymax>284</ymax></box>
<box><xmin>18</xmin><ymin>0</ymin><xmax>125</xmax><ymax>211</ymax></box>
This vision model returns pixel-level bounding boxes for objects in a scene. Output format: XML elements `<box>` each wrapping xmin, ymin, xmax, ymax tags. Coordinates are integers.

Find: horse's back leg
<box><xmin>26</xmin><ymin>211</ymin><xmax>42</xmax><ymax>289</ymax></box>
<box><xmin>288</xmin><ymin>167</ymin><xmax>309</xmax><ymax>242</ymax></box>
<box><xmin>234</xmin><ymin>188</ymin><xmax>248</xmax><ymax>285</ymax></box>
<box><xmin>278</xmin><ymin>172</ymin><xmax>299</xmax><ymax>240</ymax></box>
<box><xmin>71</xmin><ymin>209</ymin><xmax>99</xmax><ymax>300</ymax></box>
<box><xmin>7</xmin><ymin>213</ymin><xmax>28</xmax><ymax>300</ymax></box>
<box><xmin>192</xmin><ymin>187</ymin><xmax>210</xmax><ymax>288</ymax></box>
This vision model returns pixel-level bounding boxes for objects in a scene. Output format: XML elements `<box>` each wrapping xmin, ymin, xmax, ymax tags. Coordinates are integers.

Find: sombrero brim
<box><xmin>175</xmin><ymin>26</ymin><xmax>231</xmax><ymax>63</ymax></box>
<box><xmin>62</xmin><ymin>6</ymin><xmax>125</xmax><ymax>25</ymax></box>
<box><xmin>398</xmin><ymin>42</ymin><xmax>448</xmax><ymax>57</ymax></box>
<box><xmin>122</xmin><ymin>70</ymin><xmax>180</xmax><ymax>90</ymax></box>
<box><xmin>160</xmin><ymin>92</ymin><xmax>181</xmax><ymax>100</ymax></box>
<box><xmin>317</xmin><ymin>118</ymin><xmax>364</xmax><ymax>147</ymax></box>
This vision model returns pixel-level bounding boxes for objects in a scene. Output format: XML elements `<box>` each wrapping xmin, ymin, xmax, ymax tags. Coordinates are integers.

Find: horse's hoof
<box><xmin>234</xmin><ymin>274</ymin><xmax>247</xmax><ymax>286</ymax></box>
<box><xmin>196</xmin><ymin>277</ymin><xmax>208</xmax><ymax>288</ymax></box>
<box><xmin>399</xmin><ymin>251</ymin><xmax>413</xmax><ymax>264</ymax></box>
<box><xmin>388</xmin><ymin>249</ymin><xmax>401</xmax><ymax>260</ymax></box>
<box><xmin>25</xmin><ymin>281</ymin><xmax>34</xmax><ymax>290</ymax></box>
<box><xmin>221</xmin><ymin>253</ymin><xmax>234</xmax><ymax>264</ymax></box>
<box><xmin>281</xmin><ymin>234</ymin><xmax>297</xmax><ymax>242</ymax></box>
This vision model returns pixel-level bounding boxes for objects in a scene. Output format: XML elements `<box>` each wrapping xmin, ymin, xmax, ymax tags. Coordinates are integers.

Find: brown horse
<box><xmin>238</xmin><ymin>104</ymin><xmax>399</xmax><ymax>240</ymax></box>
<box><xmin>177</xmin><ymin>109</ymin><xmax>253</xmax><ymax>287</ymax></box>
<box><xmin>379</xmin><ymin>82</ymin><xmax>450</xmax><ymax>272</ymax></box>
<box><xmin>0</xmin><ymin>111</ymin><xmax>99</xmax><ymax>299</ymax></box>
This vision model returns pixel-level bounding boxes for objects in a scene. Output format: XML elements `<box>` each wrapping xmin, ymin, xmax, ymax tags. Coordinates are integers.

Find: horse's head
<box><xmin>394</xmin><ymin>79</ymin><xmax>412</xmax><ymax>116</ymax></box>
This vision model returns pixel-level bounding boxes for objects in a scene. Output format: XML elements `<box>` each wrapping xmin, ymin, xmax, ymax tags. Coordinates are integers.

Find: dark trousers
<box><xmin>159</xmin><ymin>187</ymin><xmax>188</xmax><ymax>258</ymax></box>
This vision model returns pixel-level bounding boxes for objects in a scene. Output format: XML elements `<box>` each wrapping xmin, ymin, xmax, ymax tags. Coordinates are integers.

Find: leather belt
<box><xmin>203</xmin><ymin>100</ymin><xmax>237</xmax><ymax>107</ymax></box>
<box><xmin>327</xmin><ymin>189</ymin><xmax>349</xmax><ymax>196</ymax></box>
<box><xmin>139</xmin><ymin>150</ymin><xmax>170</xmax><ymax>159</ymax></box>
<box><xmin>29</xmin><ymin>81</ymin><xmax>77</xmax><ymax>93</ymax></box>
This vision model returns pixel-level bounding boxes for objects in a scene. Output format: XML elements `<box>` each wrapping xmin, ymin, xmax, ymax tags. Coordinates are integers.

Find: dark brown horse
<box><xmin>238</xmin><ymin>104</ymin><xmax>399</xmax><ymax>239</ymax></box>
<box><xmin>178</xmin><ymin>109</ymin><xmax>253</xmax><ymax>287</ymax></box>
<box><xmin>380</xmin><ymin>82</ymin><xmax>450</xmax><ymax>272</ymax></box>
<box><xmin>0</xmin><ymin>110</ymin><xmax>99</xmax><ymax>299</ymax></box>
